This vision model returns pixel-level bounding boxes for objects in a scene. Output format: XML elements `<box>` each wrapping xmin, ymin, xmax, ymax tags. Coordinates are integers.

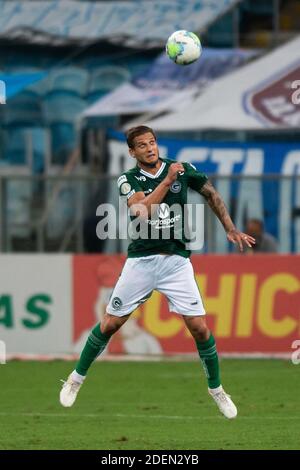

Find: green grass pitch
<box><xmin>0</xmin><ymin>359</ymin><xmax>299</xmax><ymax>450</ymax></box>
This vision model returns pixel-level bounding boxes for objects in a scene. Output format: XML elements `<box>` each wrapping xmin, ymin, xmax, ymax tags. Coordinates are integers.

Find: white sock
<box><xmin>208</xmin><ymin>385</ymin><xmax>223</xmax><ymax>394</ymax></box>
<box><xmin>71</xmin><ymin>370</ymin><xmax>86</xmax><ymax>384</ymax></box>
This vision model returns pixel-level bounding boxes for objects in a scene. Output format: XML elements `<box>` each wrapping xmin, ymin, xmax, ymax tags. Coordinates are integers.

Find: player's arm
<box><xmin>128</xmin><ymin>163</ymin><xmax>184</xmax><ymax>218</ymax></box>
<box><xmin>200</xmin><ymin>180</ymin><xmax>256</xmax><ymax>252</ymax></box>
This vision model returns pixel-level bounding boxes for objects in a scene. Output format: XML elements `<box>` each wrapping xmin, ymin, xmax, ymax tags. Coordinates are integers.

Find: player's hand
<box><xmin>227</xmin><ymin>229</ymin><xmax>256</xmax><ymax>252</ymax></box>
<box><xmin>164</xmin><ymin>163</ymin><xmax>185</xmax><ymax>185</ymax></box>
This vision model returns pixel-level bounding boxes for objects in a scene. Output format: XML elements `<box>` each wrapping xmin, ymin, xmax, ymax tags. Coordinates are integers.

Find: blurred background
<box><xmin>0</xmin><ymin>0</ymin><xmax>299</xmax><ymax>357</ymax></box>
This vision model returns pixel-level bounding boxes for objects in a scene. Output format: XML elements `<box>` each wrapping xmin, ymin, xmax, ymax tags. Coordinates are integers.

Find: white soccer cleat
<box><xmin>60</xmin><ymin>375</ymin><xmax>82</xmax><ymax>407</ymax></box>
<box><xmin>208</xmin><ymin>386</ymin><xmax>237</xmax><ymax>419</ymax></box>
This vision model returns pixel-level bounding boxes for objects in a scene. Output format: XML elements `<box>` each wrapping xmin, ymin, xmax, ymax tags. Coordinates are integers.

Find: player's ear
<box><xmin>129</xmin><ymin>148</ymin><xmax>136</xmax><ymax>159</ymax></box>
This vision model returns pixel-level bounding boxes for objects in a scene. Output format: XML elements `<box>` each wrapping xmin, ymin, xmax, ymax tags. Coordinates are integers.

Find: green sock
<box><xmin>75</xmin><ymin>323</ymin><xmax>111</xmax><ymax>376</ymax></box>
<box><xmin>195</xmin><ymin>333</ymin><xmax>221</xmax><ymax>389</ymax></box>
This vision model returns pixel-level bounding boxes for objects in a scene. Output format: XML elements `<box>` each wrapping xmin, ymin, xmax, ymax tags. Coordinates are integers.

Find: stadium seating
<box><xmin>9</xmin><ymin>67</ymin><xmax>48</xmax><ymax>96</ymax></box>
<box><xmin>87</xmin><ymin>65</ymin><xmax>130</xmax><ymax>103</ymax></box>
<box><xmin>3</xmin><ymin>91</ymin><xmax>44</xmax><ymax>127</ymax></box>
<box><xmin>1</xmin><ymin>57</ymin><xmax>146</xmax><ymax>166</ymax></box>
<box><xmin>30</xmin><ymin>127</ymin><xmax>48</xmax><ymax>173</ymax></box>
<box><xmin>48</xmin><ymin>67</ymin><xmax>89</xmax><ymax>96</ymax></box>
<box><xmin>0</xmin><ymin>163</ymin><xmax>32</xmax><ymax>238</ymax></box>
<box><xmin>3</xmin><ymin>128</ymin><xmax>29</xmax><ymax>165</ymax></box>
<box><xmin>44</xmin><ymin>91</ymin><xmax>86</xmax><ymax>124</ymax></box>
<box><xmin>3</xmin><ymin>127</ymin><xmax>46</xmax><ymax>172</ymax></box>
<box><xmin>45</xmin><ymin>164</ymin><xmax>90</xmax><ymax>241</ymax></box>
<box><xmin>50</xmin><ymin>123</ymin><xmax>77</xmax><ymax>165</ymax></box>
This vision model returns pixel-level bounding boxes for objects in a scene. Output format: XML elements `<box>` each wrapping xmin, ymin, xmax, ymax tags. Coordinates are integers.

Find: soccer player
<box><xmin>60</xmin><ymin>126</ymin><xmax>255</xmax><ymax>418</ymax></box>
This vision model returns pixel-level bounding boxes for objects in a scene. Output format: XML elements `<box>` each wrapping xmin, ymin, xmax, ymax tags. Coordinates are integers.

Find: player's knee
<box><xmin>190</xmin><ymin>323</ymin><xmax>210</xmax><ymax>341</ymax></box>
<box><xmin>101</xmin><ymin>314</ymin><xmax>122</xmax><ymax>336</ymax></box>
<box><xmin>196</xmin><ymin>327</ymin><xmax>210</xmax><ymax>341</ymax></box>
<box><xmin>100</xmin><ymin>322</ymin><xmax>118</xmax><ymax>336</ymax></box>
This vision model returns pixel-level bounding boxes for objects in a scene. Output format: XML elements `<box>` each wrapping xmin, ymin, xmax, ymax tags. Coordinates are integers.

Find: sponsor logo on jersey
<box><xmin>112</xmin><ymin>297</ymin><xmax>123</xmax><ymax>310</ymax></box>
<box><xmin>150</xmin><ymin>214</ymin><xmax>181</xmax><ymax>229</ymax></box>
<box><xmin>157</xmin><ymin>203</ymin><xmax>169</xmax><ymax>219</ymax></box>
<box><xmin>135</xmin><ymin>175</ymin><xmax>147</xmax><ymax>181</ymax></box>
<box><xmin>170</xmin><ymin>181</ymin><xmax>182</xmax><ymax>193</ymax></box>
<box><xmin>120</xmin><ymin>182</ymin><xmax>131</xmax><ymax>195</ymax></box>
<box><xmin>117</xmin><ymin>175</ymin><xmax>127</xmax><ymax>188</ymax></box>
<box><xmin>148</xmin><ymin>203</ymin><xmax>181</xmax><ymax>229</ymax></box>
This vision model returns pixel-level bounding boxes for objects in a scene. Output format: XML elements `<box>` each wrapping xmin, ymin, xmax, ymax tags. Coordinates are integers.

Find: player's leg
<box><xmin>181</xmin><ymin>315</ymin><xmax>219</xmax><ymax>387</ymax></box>
<box><xmin>182</xmin><ymin>315</ymin><xmax>237</xmax><ymax>419</ymax></box>
<box><xmin>156</xmin><ymin>255</ymin><xmax>237</xmax><ymax>419</ymax></box>
<box><xmin>74</xmin><ymin>313</ymin><xmax>130</xmax><ymax>377</ymax></box>
<box><xmin>60</xmin><ymin>257</ymin><xmax>155</xmax><ymax>407</ymax></box>
<box><xmin>59</xmin><ymin>313</ymin><xmax>129</xmax><ymax>408</ymax></box>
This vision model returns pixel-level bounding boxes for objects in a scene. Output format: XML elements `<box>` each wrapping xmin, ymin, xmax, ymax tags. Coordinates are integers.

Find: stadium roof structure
<box><xmin>0</xmin><ymin>0</ymin><xmax>241</xmax><ymax>47</ymax></box>
<box><xmin>142</xmin><ymin>35</ymin><xmax>300</xmax><ymax>131</ymax></box>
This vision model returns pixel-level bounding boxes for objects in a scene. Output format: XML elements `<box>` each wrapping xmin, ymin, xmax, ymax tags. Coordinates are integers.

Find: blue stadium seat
<box><xmin>87</xmin><ymin>66</ymin><xmax>130</xmax><ymax>103</ymax></box>
<box><xmin>3</xmin><ymin>127</ymin><xmax>47</xmax><ymax>171</ymax></box>
<box><xmin>3</xmin><ymin>91</ymin><xmax>44</xmax><ymax>127</ymax></box>
<box><xmin>50</xmin><ymin>123</ymin><xmax>77</xmax><ymax>165</ymax></box>
<box><xmin>9</xmin><ymin>67</ymin><xmax>48</xmax><ymax>96</ymax></box>
<box><xmin>3</xmin><ymin>128</ymin><xmax>27</xmax><ymax>165</ymax></box>
<box><xmin>0</xmin><ymin>163</ymin><xmax>32</xmax><ymax>238</ymax></box>
<box><xmin>7</xmin><ymin>178</ymin><xmax>32</xmax><ymax>238</ymax></box>
<box><xmin>48</xmin><ymin>67</ymin><xmax>89</xmax><ymax>96</ymax></box>
<box><xmin>31</xmin><ymin>128</ymin><xmax>48</xmax><ymax>173</ymax></box>
<box><xmin>86</xmin><ymin>90</ymin><xmax>107</xmax><ymax>105</ymax></box>
<box><xmin>44</xmin><ymin>91</ymin><xmax>85</xmax><ymax>164</ymax></box>
<box><xmin>44</xmin><ymin>91</ymin><xmax>86</xmax><ymax>124</ymax></box>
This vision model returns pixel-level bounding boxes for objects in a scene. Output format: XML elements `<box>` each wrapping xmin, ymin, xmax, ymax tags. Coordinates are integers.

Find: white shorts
<box><xmin>106</xmin><ymin>254</ymin><xmax>206</xmax><ymax>317</ymax></box>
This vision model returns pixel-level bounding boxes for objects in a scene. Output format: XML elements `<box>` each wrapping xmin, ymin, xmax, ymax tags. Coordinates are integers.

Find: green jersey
<box><xmin>117</xmin><ymin>158</ymin><xmax>208</xmax><ymax>258</ymax></box>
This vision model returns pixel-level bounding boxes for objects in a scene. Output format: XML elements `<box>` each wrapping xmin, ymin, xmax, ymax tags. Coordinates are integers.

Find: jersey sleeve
<box><xmin>117</xmin><ymin>173</ymin><xmax>143</xmax><ymax>200</ymax></box>
<box><xmin>183</xmin><ymin>162</ymin><xmax>208</xmax><ymax>192</ymax></box>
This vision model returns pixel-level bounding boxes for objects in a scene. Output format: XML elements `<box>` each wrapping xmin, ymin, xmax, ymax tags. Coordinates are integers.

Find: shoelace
<box><xmin>60</xmin><ymin>379</ymin><xmax>80</xmax><ymax>391</ymax></box>
<box><xmin>214</xmin><ymin>391</ymin><xmax>231</xmax><ymax>403</ymax></box>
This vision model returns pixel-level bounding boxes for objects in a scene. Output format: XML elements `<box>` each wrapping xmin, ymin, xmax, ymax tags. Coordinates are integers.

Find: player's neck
<box><xmin>137</xmin><ymin>159</ymin><xmax>162</xmax><ymax>175</ymax></box>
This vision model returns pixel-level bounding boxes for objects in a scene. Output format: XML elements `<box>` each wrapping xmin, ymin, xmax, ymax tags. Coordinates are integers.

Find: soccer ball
<box><xmin>166</xmin><ymin>30</ymin><xmax>202</xmax><ymax>65</ymax></box>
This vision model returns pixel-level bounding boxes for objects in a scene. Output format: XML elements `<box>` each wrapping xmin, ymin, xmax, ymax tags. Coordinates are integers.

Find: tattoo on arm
<box><xmin>200</xmin><ymin>181</ymin><xmax>235</xmax><ymax>233</ymax></box>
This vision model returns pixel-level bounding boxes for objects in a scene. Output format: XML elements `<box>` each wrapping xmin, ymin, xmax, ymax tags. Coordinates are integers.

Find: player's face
<box><xmin>129</xmin><ymin>132</ymin><xmax>159</xmax><ymax>168</ymax></box>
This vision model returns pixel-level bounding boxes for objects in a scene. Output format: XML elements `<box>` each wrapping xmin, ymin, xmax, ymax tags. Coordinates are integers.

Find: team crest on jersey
<box><xmin>120</xmin><ymin>182</ymin><xmax>131</xmax><ymax>195</ymax></box>
<box><xmin>170</xmin><ymin>181</ymin><xmax>182</xmax><ymax>193</ymax></box>
<box><xmin>112</xmin><ymin>297</ymin><xmax>123</xmax><ymax>310</ymax></box>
